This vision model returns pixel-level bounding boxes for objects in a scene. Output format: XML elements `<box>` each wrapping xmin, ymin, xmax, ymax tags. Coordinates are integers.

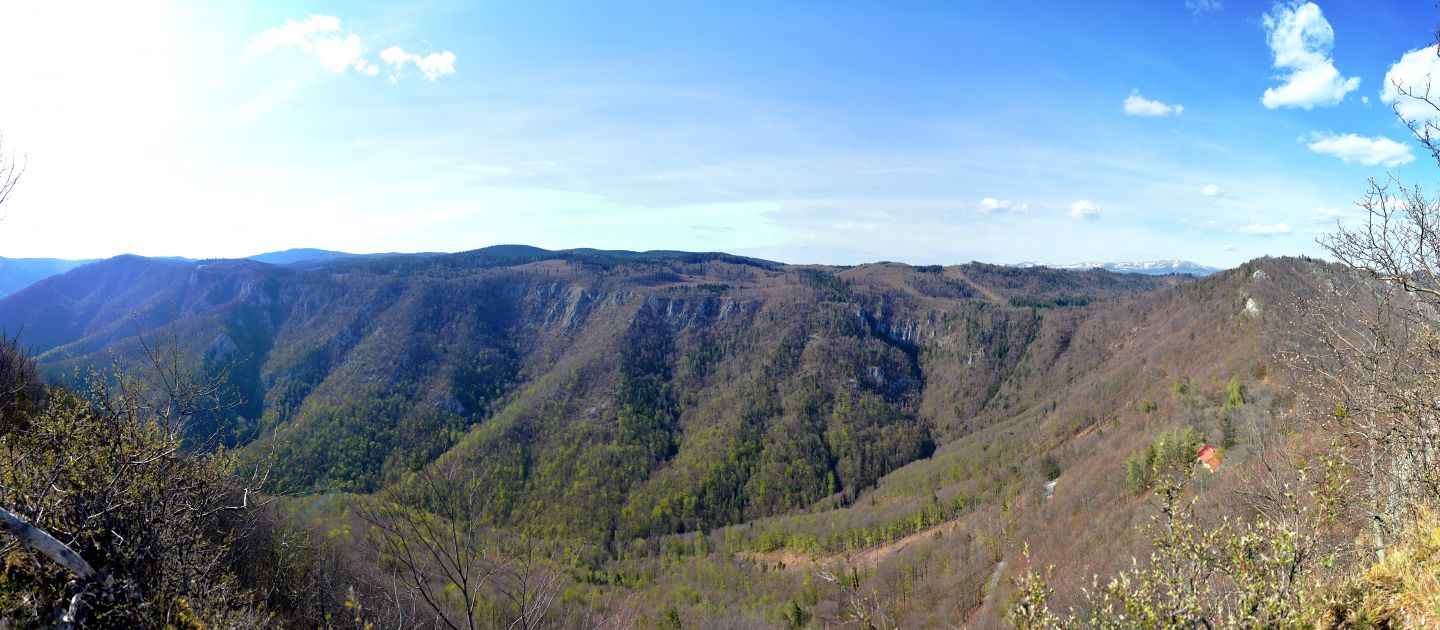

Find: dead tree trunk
<box><xmin>0</xmin><ymin>505</ymin><xmax>96</xmax><ymax>579</ymax></box>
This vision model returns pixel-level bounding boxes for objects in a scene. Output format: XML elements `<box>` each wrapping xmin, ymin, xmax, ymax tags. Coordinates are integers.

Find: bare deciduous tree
<box><xmin>1279</xmin><ymin>268</ymin><xmax>1440</xmax><ymax>559</ymax></box>
<box><xmin>1281</xmin><ymin>43</ymin><xmax>1440</xmax><ymax>561</ymax></box>
<box><xmin>0</xmin><ymin>133</ymin><xmax>22</xmax><ymax>211</ymax></box>
<box><xmin>816</xmin><ymin>562</ymin><xmax>894</xmax><ymax>630</ymax></box>
<box><xmin>357</xmin><ymin>461</ymin><xmax>567</xmax><ymax>630</ymax></box>
<box><xmin>359</xmin><ymin>462</ymin><xmax>502</xmax><ymax>630</ymax></box>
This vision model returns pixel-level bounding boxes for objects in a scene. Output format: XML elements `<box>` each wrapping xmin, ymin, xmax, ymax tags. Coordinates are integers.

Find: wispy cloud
<box><xmin>1199</xmin><ymin>184</ymin><xmax>1227</xmax><ymax>197</ymax></box>
<box><xmin>247</xmin><ymin>15</ymin><xmax>454</xmax><ymax>83</ymax></box>
<box><xmin>1124</xmin><ymin>90</ymin><xmax>1183</xmax><ymax>116</ymax></box>
<box><xmin>1307</xmin><ymin>207</ymin><xmax>1342</xmax><ymax>221</ymax></box>
<box><xmin>1260</xmin><ymin>2</ymin><xmax>1359</xmax><ymax>109</ymax></box>
<box><xmin>1068</xmin><ymin>199</ymin><xmax>1100</xmax><ymax>220</ymax></box>
<box><xmin>380</xmin><ymin>46</ymin><xmax>457</xmax><ymax>83</ymax></box>
<box><xmin>977</xmin><ymin>197</ymin><xmax>1028</xmax><ymax>214</ymax></box>
<box><xmin>1234</xmin><ymin>223</ymin><xmax>1292</xmax><ymax>235</ymax></box>
<box><xmin>1186</xmin><ymin>0</ymin><xmax>1223</xmax><ymax>15</ymax></box>
<box><xmin>1305</xmin><ymin>132</ymin><xmax>1413</xmax><ymax>166</ymax></box>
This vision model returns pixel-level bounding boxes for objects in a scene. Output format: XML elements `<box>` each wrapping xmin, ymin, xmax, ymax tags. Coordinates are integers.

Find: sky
<box><xmin>0</xmin><ymin>1</ymin><xmax>1438</xmax><ymax>267</ymax></box>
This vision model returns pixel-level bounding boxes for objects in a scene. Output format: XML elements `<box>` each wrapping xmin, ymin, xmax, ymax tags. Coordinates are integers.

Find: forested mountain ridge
<box><xmin>0</xmin><ymin>256</ymin><xmax>95</xmax><ymax>297</ymax></box>
<box><xmin>0</xmin><ymin>249</ymin><xmax>1183</xmax><ymax>548</ymax></box>
<box><xmin>6</xmin><ymin>239</ymin><xmax>1397</xmax><ymax>627</ymax></box>
<box><xmin>3</xmin><ymin>247</ymin><xmax>1380</xmax><ymax>627</ymax></box>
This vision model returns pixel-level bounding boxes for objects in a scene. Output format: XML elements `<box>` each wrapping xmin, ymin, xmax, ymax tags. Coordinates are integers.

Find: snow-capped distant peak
<box><xmin>1013</xmin><ymin>260</ymin><xmax>1222</xmax><ymax>276</ymax></box>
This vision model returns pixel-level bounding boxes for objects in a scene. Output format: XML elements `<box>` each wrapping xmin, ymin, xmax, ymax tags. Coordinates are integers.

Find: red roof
<box><xmin>1197</xmin><ymin>444</ymin><xmax>1221</xmax><ymax>472</ymax></box>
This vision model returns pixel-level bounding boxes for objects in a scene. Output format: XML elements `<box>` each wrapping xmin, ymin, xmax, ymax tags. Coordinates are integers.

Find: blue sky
<box><xmin>0</xmin><ymin>1</ymin><xmax>1437</xmax><ymax>266</ymax></box>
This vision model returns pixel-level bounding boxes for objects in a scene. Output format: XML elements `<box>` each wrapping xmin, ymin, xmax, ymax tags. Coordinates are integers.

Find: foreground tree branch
<box><xmin>0</xmin><ymin>504</ymin><xmax>96</xmax><ymax>579</ymax></box>
<box><xmin>0</xmin><ymin>133</ymin><xmax>22</xmax><ymax>210</ymax></box>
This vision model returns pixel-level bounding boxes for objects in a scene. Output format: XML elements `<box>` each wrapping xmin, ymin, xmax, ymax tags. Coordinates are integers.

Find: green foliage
<box><xmin>1039</xmin><ymin>454</ymin><xmax>1062</xmax><ymax>481</ymax></box>
<box><xmin>781</xmin><ymin>598</ymin><xmax>813</xmax><ymax>628</ymax></box>
<box><xmin>1010</xmin><ymin>465</ymin><xmax>1343</xmax><ymax>628</ymax></box>
<box><xmin>1008</xmin><ymin>295</ymin><xmax>1094</xmax><ymax>309</ymax></box>
<box><xmin>1006</xmin><ymin>547</ymin><xmax>1061</xmax><ymax>630</ymax></box>
<box><xmin>749</xmin><ymin>494</ymin><xmax>968</xmax><ymax>556</ymax></box>
<box><xmin>616</xmin><ymin>305</ymin><xmax>681</xmax><ymax>464</ymax></box>
<box><xmin>661</xmin><ymin>605</ymin><xmax>684</xmax><ymax>629</ymax></box>
<box><xmin>1170</xmin><ymin>379</ymin><xmax>1195</xmax><ymax>407</ymax></box>
<box><xmin>264</xmin><ymin>393</ymin><xmax>472</xmax><ymax>492</ymax></box>
<box><xmin>1124</xmin><ymin>427</ymin><xmax>1202</xmax><ymax>496</ymax></box>
<box><xmin>1224</xmin><ymin>376</ymin><xmax>1246</xmax><ymax>410</ymax></box>
<box><xmin>0</xmin><ymin>343</ymin><xmax>279</xmax><ymax>626</ymax></box>
<box><xmin>797</xmin><ymin>268</ymin><xmax>852</xmax><ymax>301</ymax></box>
<box><xmin>693</xmin><ymin>282</ymin><xmax>731</xmax><ymax>293</ymax></box>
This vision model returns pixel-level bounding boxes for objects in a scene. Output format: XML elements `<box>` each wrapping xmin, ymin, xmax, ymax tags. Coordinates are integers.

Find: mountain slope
<box><xmin>694</xmin><ymin>256</ymin><xmax>1312</xmax><ymax>626</ymax></box>
<box><xmin>0</xmin><ymin>252</ymin><xmax>1183</xmax><ymax>550</ymax></box>
<box><xmin>10</xmin><ymin>250</ymin><xmax>1333</xmax><ymax>627</ymax></box>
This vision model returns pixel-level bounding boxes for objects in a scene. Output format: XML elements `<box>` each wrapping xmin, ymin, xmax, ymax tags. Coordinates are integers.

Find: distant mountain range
<box><xmin>0</xmin><ymin>249</ymin><xmax>441</xmax><ymax>297</ymax></box>
<box><xmin>1013</xmin><ymin>259</ymin><xmax>1223</xmax><ymax>276</ymax></box>
<box><xmin>244</xmin><ymin>248</ymin><xmax>442</xmax><ymax>267</ymax></box>
<box><xmin>0</xmin><ymin>257</ymin><xmax>97</xmax><ymax>298</ymax></box>
<box><xmin>0</xmin><ymin>249</ymin><xmax>1222</xmax><ymax>301</ymax></box>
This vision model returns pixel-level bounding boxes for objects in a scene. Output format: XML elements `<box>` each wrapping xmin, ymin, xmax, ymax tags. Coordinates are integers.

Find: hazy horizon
<box><xmin>0</xmin><ymin>244</ymin><xmax>1238</xmax><ymax>271</ymax></box>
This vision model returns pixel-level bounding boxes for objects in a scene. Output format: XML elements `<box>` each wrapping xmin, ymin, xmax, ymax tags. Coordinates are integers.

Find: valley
<box><xmin>0</xmin><ymin>246</ymin><xmax>1306</xmax><ymax>626</ymax></box>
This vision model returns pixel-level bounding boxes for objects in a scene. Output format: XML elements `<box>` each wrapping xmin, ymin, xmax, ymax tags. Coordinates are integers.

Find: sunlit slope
<box><xmin>0</xmin><ymin>250</ymin><xmax>1180</xmax><ymax>551</ymax></box>
<box><xmin>691</xmin><ymin>257</ymin><xmax>1311</xmax><ymax>626</ymax></box>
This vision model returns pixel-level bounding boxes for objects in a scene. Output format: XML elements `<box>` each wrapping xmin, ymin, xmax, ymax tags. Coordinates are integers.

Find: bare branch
<box><xmin>0</xmin><ymin>505</ymin><xmax>95</xmax><ymax>580</ymax></box>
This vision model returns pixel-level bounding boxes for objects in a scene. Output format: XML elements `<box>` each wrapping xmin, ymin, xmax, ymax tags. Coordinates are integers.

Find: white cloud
<box><xmin>247</xmin><ymin>16</ymin><xmax>448</xmax><ymax>82</ymax></box>
<box><xmin>1307</xmin><ymin>207</ymin><xmax>1342</xmax><ymax>221</ymax></box>
<box><xmin>1260</xmin><ymin>2</ymin><xmax>1360</xmax><ymax>109</ymax></box>
<box><xmin>380</xmin><ymin>46</ymin><xmax>457</xmax><ymax>83</ymax></box>
<box><xmin>1382</xmin><ymin>45</ymin><xmax>1440</xmax><ymax>123</ymax></box>
<box><xmin>1222</xmin><ymin>243</ymin><xmax>1238</xmax><ymax>251</ymax></box>
<box><xmin>1235</xmin><ymin>223</ymin><xmax>1292</xmax><ymax>235</ymax></box>
<box><xmin>1068</xmin><ymin>199</ymin><xmax>1100</xmax><ymax>220</ymax></box>
<box><xmin>1305</xmin><ymin>132</ymin><xmax>1414</xmax><ymax>166</ymax></box>
<box><xmin>1124</xmin><ymin>90</ymin><xmax>1183</xmax><ymax>116</ymax></box>
<box><xmin>246</xmin><ymin>15</ymin><xmax>340</xmax><ymax>56</ymax></box>
<box><xmin>1199</xmin><ymin>184</ymin><xmax>1226</xmax><ymax>197</ymax></box>
<box><xmin>247</xmin><ymin>15</ymin><xmax>372</xmax><ymax>75</ymax></box>
<box><xmin>312</xmin><ymin>33</ymin><xmax>365</xmax><ymax>73</ymax></box>
<box><xmin>977</xmin><ymin>197</ymin><xmax>1028</xmax><ymax>214</ymax></box>
<box><xmin>1186</xmin><ymin>0</ymin><xmax>1223</xmax><ymax>15</ymax></box>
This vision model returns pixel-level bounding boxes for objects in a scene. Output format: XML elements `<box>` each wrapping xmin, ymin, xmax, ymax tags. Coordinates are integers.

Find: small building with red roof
<box><xmin>1197</xmin><ymin>444</ymin><xmax>1222</xmax><ymax>473</ymax></box>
